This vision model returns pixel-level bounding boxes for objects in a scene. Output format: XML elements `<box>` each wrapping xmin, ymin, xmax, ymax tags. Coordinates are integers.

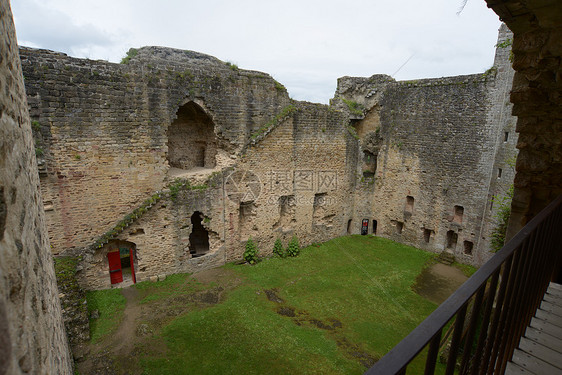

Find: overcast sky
<box><xmin>11</xmin><ymin>0</ymin><xmax>501</xmax><ymax>103</ymax></box>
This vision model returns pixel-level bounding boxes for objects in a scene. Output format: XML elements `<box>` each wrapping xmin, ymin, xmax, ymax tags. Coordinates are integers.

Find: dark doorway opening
<box><xmin>423</xmin><ymin>228</ymin><xmax>432</xmax><ymax>243</ymax></box>
<box><xmin>189</xmin><ymin>211</ymin><xmax>210</xmax><ymax>258</ymax></box>
<box><xmin>372</xmin><ymin>220</ymin><xmax>378</xmax><ymax>235</ymax></box>
<box><xmin>347</xmin><ymin>219</ymin><xmax>353</xmax><ymax>235</ymax></box>
<box><xmin>167</xmin><ymin>101</ymin><xmax>217</xmax><ymax>170</ymax></box>
<box><xmin>446</xmin><ymin>230</ymin><xmax>458</xmax><ymax>250</ymax></box>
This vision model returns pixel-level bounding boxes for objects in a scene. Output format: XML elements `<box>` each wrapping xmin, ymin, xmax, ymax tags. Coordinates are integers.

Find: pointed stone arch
<box><xmin>167</xmin><ymin>101</ymin><xmax>217</xmax><ymax>170</ymax></box>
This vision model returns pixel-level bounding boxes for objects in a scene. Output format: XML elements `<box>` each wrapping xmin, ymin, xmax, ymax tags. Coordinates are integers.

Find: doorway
<box><xmin>107</xmin><ymin>240</ymin><xmax>136</xmax><ymax>286</ymax></box>
<box><xmin>189</xmin><ymin>211</ymin><xmax>210</xmax><ymax>257</ymax></box>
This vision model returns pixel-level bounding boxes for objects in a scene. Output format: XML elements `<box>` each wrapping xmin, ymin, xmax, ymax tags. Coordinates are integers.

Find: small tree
<box><xmin>286</xmin><ymin>236</ymin><xmax>300</xmax><ymax>257</ymax></box>
<box><xmin>273</xmin><ymin>238</ymin><xmax>285</xmax><ymax>258</ymax></box>
<box><xmin>243</xmin><ymin>237</ymin><xmax>259</xmax><ymax>264</ymax></box>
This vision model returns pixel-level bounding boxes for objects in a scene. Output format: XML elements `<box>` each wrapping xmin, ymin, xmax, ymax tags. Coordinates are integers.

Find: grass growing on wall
<box><xmin>139</xmin><ymin>236</ymin><xmax>442</xmax><ymax>374</ymax></box>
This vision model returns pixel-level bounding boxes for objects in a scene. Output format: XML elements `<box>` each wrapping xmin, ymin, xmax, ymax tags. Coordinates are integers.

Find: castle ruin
<box><xmin>17</xmin><ymin>25</ymin><xmax>517</xmax><ymax>290</ymax></box>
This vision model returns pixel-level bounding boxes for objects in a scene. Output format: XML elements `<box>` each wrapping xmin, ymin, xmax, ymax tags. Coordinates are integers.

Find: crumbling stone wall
<box><xmin>19</xmin><ymin>46</ymin><xmax>291</xmax><ymax>254</ymax></box>
<box><xmin>0</xmin><ymin>0</ymin><xmax>72</xmax><ymax>372</ymax></box>
<box><xmin>335</xmin><ymin>25</ymin><xmax>518</xmax><ymax>265</ymax></box>
<box><xmin>21</xmin><ymin>43</ymin><xmax>360</xmax><ymax>288</ymax></box>
<box><xmin>78</xmin><ymin>177</ymin><xmax>226</xmax><ymax>290</ymax></box>
<box><xmin>20</xmin><ymin>25</ymin><xmax>518</xmax><ymax>289</ymax></box>
<box><xmin>485</xmin><ymin>0</ymin><xmax>562</xmax><ymax>240</ymax></box>
<box><xmin>226</xmin><ymin>102</ymin><xmax>355</xmax><ymax>259</ymax></box>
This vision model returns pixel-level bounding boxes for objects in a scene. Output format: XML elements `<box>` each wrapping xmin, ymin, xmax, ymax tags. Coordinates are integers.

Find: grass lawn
<box><xmin>135</xmin><ymin>235</ymin><xmax>443</xmax><ymax>374</ymax></box>
<box><xmin>86</xmin><ymin>288</ymin><xmax>126</xmax><ymax>343</ymax></box>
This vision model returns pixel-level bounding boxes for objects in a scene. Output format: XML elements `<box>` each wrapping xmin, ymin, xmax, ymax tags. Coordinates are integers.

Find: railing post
<box><xmin>459</xmin><ymin>286</ymin><xmax>485</xmax><ymax>374</ymax></box>
<box><xmin>363</xmin><ymin>196</ymin><xmax>562</xmax><ymax>375</ymax></box>
<box><xmin>424</xmin><ymin>329</ymin><xmax>442</xmax><ymax>375</ymax></box>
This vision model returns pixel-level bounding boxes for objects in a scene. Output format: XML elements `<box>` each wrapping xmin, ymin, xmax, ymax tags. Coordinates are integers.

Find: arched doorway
<box><xmin>167</xmin><ymin>101</ymin><xmax>217</xmax><ymax>171</ymax></box>
<box><xmin>106</xmin><ymin>240</ymin><xmax>137</xmax><ymax>286</ymax></box>
<box><xmin>189</xmin><ymin>211</ymin><xmax>210</xmax><ymax>258</ymax></box>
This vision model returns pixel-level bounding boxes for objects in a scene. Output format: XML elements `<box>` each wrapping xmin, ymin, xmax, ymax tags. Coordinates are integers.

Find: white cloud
<box><xmin>11</xmin><ymin>0</ymin><xmax>501</xmax><ymax>103</ymax></box>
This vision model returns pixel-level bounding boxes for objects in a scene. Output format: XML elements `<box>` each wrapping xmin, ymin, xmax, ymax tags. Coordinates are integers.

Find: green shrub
<box><xmin>243</xmin><ymin>237</ymin><xmax>259</xmax><ymax>264</ymax></box>
<box><xmin>273</xmin><ymin>238</ymin><xmax>285</xmax><ymax>258</ymax></box>
<box><xmin>490</xmin><ymin>185</ymin><xmax>514</xmax><ymax>252</ymax></box>
<box><xmin>120</xmin><ymin>48</ymin><xmax>138</xmax><ymax>64</ymax></box>
<box><xmin>286</xmin><ymin>236</ymin><xmax>300</xmax><ymax>257</ymax></box>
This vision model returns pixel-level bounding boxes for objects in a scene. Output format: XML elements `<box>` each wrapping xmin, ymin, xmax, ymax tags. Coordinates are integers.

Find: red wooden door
<box><xmin>129</xmin><ymin>249</ymin><xmax>136</xmax><ymax>284</ymax></box>
<box><xmin>107</xmin><ymin>251</ymin><xmax>123</xmax><ymax>284</ymax></box>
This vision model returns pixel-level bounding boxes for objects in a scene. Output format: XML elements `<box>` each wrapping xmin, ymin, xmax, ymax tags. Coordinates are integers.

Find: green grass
<box><xmin>453</xmin><ymin>261</ymin><xmax>478</xmax><ymax>277</ymax></box>
<box><xmin>135</xmin><ymin>273</ymin><xmax>203</xmax><ymax>303</ymax></box>
<box><xmin>140</xmin><ymin>236</ymin><xmax>444</xmax><ymax>374</ymax></box>
<box><xmin>86</xmin><ymin>288</ymin><xmax>126</xmax><ymax>343</ymax></box>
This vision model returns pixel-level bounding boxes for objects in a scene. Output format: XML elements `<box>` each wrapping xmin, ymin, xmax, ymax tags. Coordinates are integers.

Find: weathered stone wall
<box><xmin>76</xmin><ymin>102</ymin><xmax>354</xmax><ymax>290</ymax></box>
<box><xmin>21</xmin><ymin>43</ymin><xmax>360</xmax><ymax>289</ymax></box>
<box><xmin>78</xmin><ymin>177</ymin><xmax>226</xmax><ymax>290</ymax></box>
<box><xmin>334</xmin><ymin>25</ymin><xmax>518</xmax><ymax>265</ymax></box>
<box><xmin>19</xmin><ymin>46</ymin><xmax>291</xmax><ymax>254</ymax></box>
<box><xmin>20</xmin><ymin>24</ymin><xmax>519</xmax><ymax>290</ymax></box>
<box><xmin>0</xmin><ymin>0</ymin><xmax>72</xmax><ymax>373</ymax></box>
<box><xmin>485</xmin><ymin>0</ymin><xmax>562</xmax><ymax>241</ymax></box>
<box><xmin>227</xmin><ymin>102</ymin><xmax>355</xmax><ymax>259</ymax></box>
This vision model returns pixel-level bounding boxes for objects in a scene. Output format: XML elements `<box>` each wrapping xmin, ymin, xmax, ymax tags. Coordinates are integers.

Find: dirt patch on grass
<box><xmin>265</xmin><ymin>288</ymin><xmax>285</xmax><ymax>303</ymax></box>
<box><xmin>336</xmin><ymin>337</ymin><xmax>378</xmax><ymax>368</ymax></box>
<box><xmin>77</xmin><ymin>269</ymin><xmax>241</xmax><ymax>375</ymax></box>
<box><xmin>277</xmin><ymin>306</ymin><xmax>296</xmax><ymax>317</ymax></box>
<box><xmin>265</xmin><ymin>289</ymin><xmax>376</xmax><ymax>369</ymax></box>
<box><xmin>412</xmin><ymin>263</ymin><xmax>468</xmax><ymax>304</ymax></box>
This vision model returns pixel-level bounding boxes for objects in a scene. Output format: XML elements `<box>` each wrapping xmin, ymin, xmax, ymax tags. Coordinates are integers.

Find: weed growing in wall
<box><xmin>169</xmin><ymin>178</ymin><xmax>208</xmax><ymax>202</ymax></box>
<box><xmin>250</xmin><ymin>105</ymin><xmax>297</xmax><ymax>140</ymax></box>
<box><xmin>496</xmin><ymin>38</ymin><xmax>513</xmax><ymax>49</ymax></box>
<box><xmin>341</xmin><ymin>98</ymin><xmax>364</xmax><ymax>116</ymax></box>
<box><xmin>274</xmin><ymin>81</ymin><xmax>286</xmax><ymax>92</ymax></box>
<box><xmin>346</xmin><ymin>125</ymin><xmax>360</xmax><ymax>140</ymax></box>
<box><xmin>482</xmin><ymin>66</ymin><xmax>498</xmax><ymax>80</ymax></box>
<box><xmin>120</xmin><ymin>48</ymin><xmax>138</xmax><ymax>64</ymax></box>
<box><xmin>286</xmin><ymin>236</ymin><xmax>300</xmax><ymax>257</ymax></box>
<box><xmin>225</xmin><ymin>61</ymin><xmax>239</xmax><ymax>71</ymax></box>
<box><xmin>243</xmin><ymin>237</ymin><xmax>259</xmax><ymax>264</ymax></box>
<box><xmin>273</xmin><ymin>238</ymin><xmax>285</xmax><ymax>258</ymax></box>
<box><xmin>92</xmin><ymin>192</ymin><xmax>163</xmax><ymax>249</ymax></box>
<box><xmin>490</xmin><ymin>185</ymin><xmax>514</xmax><ymax>252</ymax></box>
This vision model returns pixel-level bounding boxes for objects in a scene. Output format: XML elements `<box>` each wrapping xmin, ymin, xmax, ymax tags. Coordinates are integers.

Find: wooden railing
<box><xmin>365</xmin><ymin>195</ymin><xmax>562</xmax><ymax>375</ymax></box>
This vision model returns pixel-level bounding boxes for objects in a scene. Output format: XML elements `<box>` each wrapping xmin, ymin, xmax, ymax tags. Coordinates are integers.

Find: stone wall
<box><xmin>227</xmin><ymin>102</ymin><xmax>354</xmax><ymax>259</ymax></box>
<box><xmin>76</xmin><ymin>102</ymin><xmax>353</xmax><ymax>290</ymax></box>
<box><xmin>0</xmin><ymin>0</ymin><xmax>72</xmax><ymax>373</ymax></box>
<box><xmin>20</xmin><ymin>25</ymin><xmax>518</xmax><ymax>289</ymax></box>
<box><xmin>485</xmin><ymin>0</ymin><xmax>562</xmax><ymax>241</ymax></box>
<box><xmin>19</xmin><ymin>46</ymin><xmax>291</xmax><ymax>254</ymax></box>
<box><xmin>334</xmin><ymin>25</ymin><xmax>518</xmax><ymax>265</ymax></box>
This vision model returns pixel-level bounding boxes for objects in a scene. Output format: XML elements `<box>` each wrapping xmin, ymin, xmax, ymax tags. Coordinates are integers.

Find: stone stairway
<box><xmin>436</xmin><ymin>251</ymin><xmax>455</xmax><ymax>266</ymax></box>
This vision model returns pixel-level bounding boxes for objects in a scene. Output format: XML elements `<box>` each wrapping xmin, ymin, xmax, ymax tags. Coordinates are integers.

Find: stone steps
<box><xmin>436</xmin><ymin>251</ymin><xmax>455</xmax><ymax>265</ymax></box>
